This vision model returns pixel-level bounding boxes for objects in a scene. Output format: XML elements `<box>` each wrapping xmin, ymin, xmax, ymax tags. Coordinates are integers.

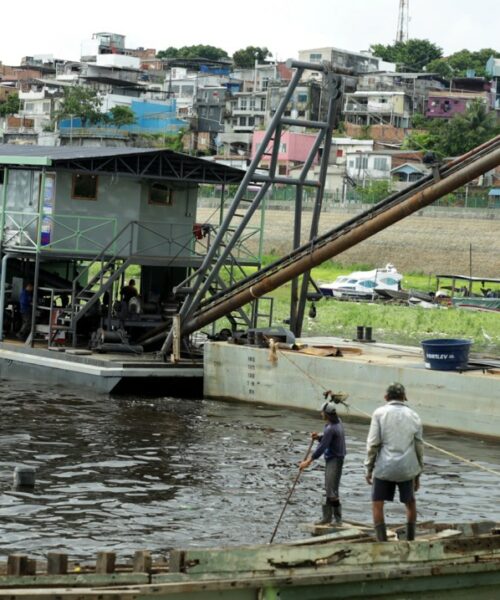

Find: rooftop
<box><xmin>0</xmin><ymin>145</ymin><xmax>246</xmax><ymax>185</ymax></box>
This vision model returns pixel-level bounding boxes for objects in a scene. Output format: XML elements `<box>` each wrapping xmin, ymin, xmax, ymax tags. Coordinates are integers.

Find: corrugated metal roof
<box><xmin>488</xmin><ymin>188</ymin><xmax>500</xmax><ymax>196</ymax></box>
<box><xmin>0</xmin><ymin>144</ymin><xmax>247</xmax><ymax>184</ymax></box>
<box><xmin>0</xmin><ymin>145</ymin><xmax>163</xmax><ymax>160</ymax></box>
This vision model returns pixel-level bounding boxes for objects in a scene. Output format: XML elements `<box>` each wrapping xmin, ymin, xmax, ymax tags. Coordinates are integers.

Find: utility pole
<box><xmin>396</xmin><ymin>0</ymin><xmax>409</xmax><ymax>43</ymax></box>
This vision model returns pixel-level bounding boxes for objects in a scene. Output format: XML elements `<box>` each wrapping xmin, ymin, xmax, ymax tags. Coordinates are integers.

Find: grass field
<box><xmin>258</xmin><ymin>259</ymin><xmax>500</xmax><ymax>355</ymax></box>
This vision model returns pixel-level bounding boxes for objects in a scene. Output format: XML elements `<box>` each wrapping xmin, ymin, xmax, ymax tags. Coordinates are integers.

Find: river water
<box><xmin>0</xmin><ymin>380</ymin><xmax>499</xmax><ymax>560</ymax></box>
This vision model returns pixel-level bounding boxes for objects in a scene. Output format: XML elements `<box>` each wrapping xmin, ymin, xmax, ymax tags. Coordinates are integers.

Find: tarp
<box><xmin>488</xmin><ymin>188</ymin><xmax>500</xmax><ymax>196</ymax></box>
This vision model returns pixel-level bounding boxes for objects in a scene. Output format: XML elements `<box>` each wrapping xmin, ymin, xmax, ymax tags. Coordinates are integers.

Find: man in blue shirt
<box><xmin>300</xmin><ymin>399</ymin><xmax>347</xmax><ymax>525</ymax></box>
<box><xmin>17</xmin><ymin>283</ymin><xmax>34</xmax><ymax>341</ymax></box>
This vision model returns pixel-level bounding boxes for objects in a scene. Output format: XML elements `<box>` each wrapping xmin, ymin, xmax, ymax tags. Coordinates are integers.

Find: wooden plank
<box><xmin>46</xmin><ymin>554</ymin><xmax>68</xmax><ymax>576</ymax></box>
<box><xmin>95</xmin><ymin>552</ymin><xmax>116</xmax><ymax>575</ymax></box>
<box><xmin>171</xmin><ymin>535</ymin><xmax>500</xmax><ymax>575</ymax></box>
<box><xmin>7</xmin><ymin>556</ymin><xmax>30</xmax><ymax>577</ymax></box>
<box><xmin>285</xmin><ymin>527</ymin><xmax>371</xmax><ymax>546</ymax></box>
<box><xmin>133</xmin><ymin>551</ymin><xmax>152</xmax><ymax>573</ymax></box>
<box><xmin>0</xmin><ymin>573</ymin><xmax>149</xmax><ymax>589</ymax></box>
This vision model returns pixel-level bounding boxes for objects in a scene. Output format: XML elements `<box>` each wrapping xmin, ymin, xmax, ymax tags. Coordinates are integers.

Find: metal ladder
<box><xmin>160</xmin><ymin>59</ymin><xmax>344</xmax><ymax>355</ymax></box>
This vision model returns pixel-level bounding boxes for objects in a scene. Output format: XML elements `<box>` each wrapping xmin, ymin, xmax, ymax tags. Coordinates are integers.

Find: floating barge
<box><xmin>0</xmin><ymin>341</ymin><xmax>202</xmax><ymax>394</ymax></box>
<box><xmin>204</xmin><ymin>337</ymin><xmax>500</xmax><ymax>439</ymax></box>
<box><xmin>0</xmin><ymin>146</ymin><xmax>259</xmax><ymax>394</ymax></box>
<box><xmin>0</xmin><ymin>522</ymin><xmax>499</xmax><ymax>599</ymax></box>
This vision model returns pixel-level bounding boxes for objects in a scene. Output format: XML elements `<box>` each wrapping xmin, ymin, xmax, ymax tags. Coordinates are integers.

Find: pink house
<box><xmin>251</xmin><ymin>131</ymin><xmax>319</xmax><ymax>176</ymax></box>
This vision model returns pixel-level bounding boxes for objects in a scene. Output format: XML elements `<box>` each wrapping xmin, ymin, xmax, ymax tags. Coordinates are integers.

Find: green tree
<box><xmin>57</xmin><ymin>86</ymin><xmax>103</xmax><ymax>127</ymax></box>
<box><xmin>109</xmin><ymin>105</ymin><xmax>136</xmax><ymax>128</ymax></box>
<box><xmin>404</xmin><ymin>100</ymin><xmax>498</xmax><ymax>156</ymax></box>
<box><xmin>157</xmin><ymin>45</ymin><xmax>229</xmax><ymax>61</ymax></box>
<box><xmin>0</xmin><ymin>93</ymin><xmax>20</xmax><ymax>117</ymax></box>
<box><xmin>357</xmin><ymin>180</ymin><xmax>391</xmax><ymax>203</ymax></box>
<box><xmin>371</xmin><ymin>39</ymin><xmax>443</xmax><ymax>72</ymax></box>
<box><xmin>232</xmin><ymin>46</ymin><xmax>272</xmax><ymax>68</ymax></box>
<box><xmin>439</xmin><ymin>99</ymin><xmax>498</xmax><ymax>156</ymax></box>
<box><xmin>156</xmin><ymin>46</ymin><xmax>180</xmax><ymax>59</ymax></box>
<box><xmin>427</xmin><ymin>48</ymin><xmax>500</xmax><ymax>78</ymax></box>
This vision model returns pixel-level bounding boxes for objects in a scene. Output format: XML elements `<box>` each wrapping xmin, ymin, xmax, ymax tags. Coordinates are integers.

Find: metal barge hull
<box><xmin>0</xmin><ymin>342</ymin><xmax>203</xmax><ymax>395</ymax></box>
<box><xmin>204</xmin><ymin>338</ymin><xmax>500</xmax><ymax>439</ymax></box>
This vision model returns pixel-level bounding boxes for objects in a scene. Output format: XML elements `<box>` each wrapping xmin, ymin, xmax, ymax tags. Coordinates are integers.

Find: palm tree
<box><xmin>441</xmin><ymin>99</ymin><xmax>499</xmax><ymax>157</ymax></box>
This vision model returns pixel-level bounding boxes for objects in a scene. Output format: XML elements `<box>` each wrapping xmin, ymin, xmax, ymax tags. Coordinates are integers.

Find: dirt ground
<box><xmin>197</xmin><ymin>206</ymin><xmax>500</xmax><ymax>277</ymax></box>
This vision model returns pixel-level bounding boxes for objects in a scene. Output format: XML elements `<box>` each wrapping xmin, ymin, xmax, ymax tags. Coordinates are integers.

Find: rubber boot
<box><xmin>315</xmin><ymin>504</ymin><xmax>333</xmax><ymax>525</ymax></box>
<box><xmin>375</xmin><ymin>522</ymin><xmax>388</xmax><ymax>542</ymax></box>
<box><xmin>406</xmin><ymin>521</ymin><xmax>416</xmax><ymax>541</ymax></box>
<box><xmin>332</xmin><ymin>501</ymin><xmax>342</xmax><ymax>524</ymax></box>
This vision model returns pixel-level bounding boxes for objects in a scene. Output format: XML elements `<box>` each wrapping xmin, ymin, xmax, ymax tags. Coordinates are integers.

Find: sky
<box><xmin>0</xmin><ymin>0</ymin><xmax>499</xmax><ymax>66</ymax></box>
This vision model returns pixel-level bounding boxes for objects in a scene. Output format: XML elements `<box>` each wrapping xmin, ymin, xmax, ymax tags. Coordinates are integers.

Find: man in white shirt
<box><xmin>365</xmin><ymin>382</ymin><xmax>424</xmax><ymax>542</ymax></box>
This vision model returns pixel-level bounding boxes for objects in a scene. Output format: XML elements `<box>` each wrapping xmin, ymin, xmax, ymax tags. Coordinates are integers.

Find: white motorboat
<box><xmin>319</xmin><ymin>264</ymin><xmax>403</xmax><ymax>299</ymax></box>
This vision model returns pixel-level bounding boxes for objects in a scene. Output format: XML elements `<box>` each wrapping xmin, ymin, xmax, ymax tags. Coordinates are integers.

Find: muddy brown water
<box><xmin>0</xmin><ymin>380</ymin><xmax>499</xmax><ymax>560</ymax></box>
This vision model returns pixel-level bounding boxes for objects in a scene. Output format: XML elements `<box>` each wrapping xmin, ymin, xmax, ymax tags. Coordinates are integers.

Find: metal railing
<box><xmin>36</xmin><ymin>286</ymin><xmax>72</xmax><ymax>347</ymax></box>
<box><xmin>2</xmin><ymin>211</ymin><xmax>118</xmax><ymax>254</ymax></box>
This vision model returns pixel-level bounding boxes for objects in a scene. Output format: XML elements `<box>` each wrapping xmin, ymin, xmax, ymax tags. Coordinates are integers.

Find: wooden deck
<box><xmin>0</xmin><ymin>522</ymin><xmax>498</xmax><ymax>599</ymax></box>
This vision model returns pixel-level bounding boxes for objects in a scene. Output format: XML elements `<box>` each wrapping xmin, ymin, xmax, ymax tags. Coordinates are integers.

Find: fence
<box><xmin>199</xmin><ymin>185</ymin><xmax>497</xmax><ymax>210</ymax></box>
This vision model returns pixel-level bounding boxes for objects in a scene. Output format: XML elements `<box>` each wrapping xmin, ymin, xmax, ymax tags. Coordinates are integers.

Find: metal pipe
<box><xmin>289</xmin><ymin>184</ymin><xmax>303</xmax><ymax>334</ymax></box>
<box><xmin>184</xmin><ymin>146</ymin><xmax>500</xmax><ymax>334</ymax></box>
<box><xmin>280</xmin><ymin>117</ymin><xmax>328</xmax><ymax>129</ymax></box>
<box><xmin>185</xmin><ymin>137</ymin><xmax>500</xmax><ymax>320</ymax></box>
<box><xmin>29</xmin><ymin>251</ymin><xmax>41</xmax><ymax>348</ymax></box>
<box><xmin>0</xmin><ymin>253</ymin><xmax>11</xmax><ymax>341</ymax></box>
<box><xmin>285</xmin><ymin>59</ymin><xmax>354</xmax><ymax>76</ymax></box>
<box><xmin>253</xmin><ymin>175</ymin><xmax>320</xmax><ymax>187</ymax></box>
<box><xmin>295</xmin><ymin>81</ymin><xmax>339</xmax><ymax>336</ymax></box>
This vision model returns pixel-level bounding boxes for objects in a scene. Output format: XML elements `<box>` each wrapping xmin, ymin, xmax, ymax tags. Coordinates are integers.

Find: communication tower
<box><xmin>396</xmin><ymin>0</ymin><xmax>409</xmax><ymax>43</ymax></box>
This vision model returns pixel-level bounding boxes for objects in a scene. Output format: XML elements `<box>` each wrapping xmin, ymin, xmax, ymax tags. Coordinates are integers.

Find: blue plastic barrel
<box><xmin>421</xmin><ymin>338</ymin><xmax>472</xmax><ymax>371</ymax></box>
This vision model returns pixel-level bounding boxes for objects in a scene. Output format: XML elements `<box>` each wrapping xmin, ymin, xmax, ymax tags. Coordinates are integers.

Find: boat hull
<box><xmin>0</xmin><ymin>527</ymin><xmax>499</xmax><ymax>599</ymax></box>
<box><xmin>204</xmin><ymin>339</ymin><xmax>500</xmax><ymax>439</ymax></box>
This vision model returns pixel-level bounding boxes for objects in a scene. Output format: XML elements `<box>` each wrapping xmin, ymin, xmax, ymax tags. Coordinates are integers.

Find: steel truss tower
<box><xmin>396</xmin><ymin>0</ymin><xmax>409</xmax><ymax>43</ymax></box>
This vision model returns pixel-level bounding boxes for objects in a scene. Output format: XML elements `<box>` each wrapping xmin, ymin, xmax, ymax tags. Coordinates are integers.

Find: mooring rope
<box><xmin>274</xmin><ymin>347</ymin><xmax>500</xmax><ymax>478</ymax></box>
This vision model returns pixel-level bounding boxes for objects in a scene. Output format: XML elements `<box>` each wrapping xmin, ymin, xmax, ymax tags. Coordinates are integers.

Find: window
<box><xmin>310</xmin><ymin>53</ymin><xmax>322</xmax><ymax>63</ymax></box>
<box><xmin>279</xmin><ymin>143</ymin><xmax>287</xmax><ymax>153</ymax></box>
<box><xmin>43</xmin><ymin>101</ymin><xmax>51</xmax><ymax>113</ymax></box>
<box><xmin>336</xmin><ymin>149</ymin><xmax>344</xmax><ymax>158</ymax></box>
<box><xmin>278</xmin><ymin>165</ymin><xmax>287</xmax><ymax>175</ymax></box>
<box><xmin>24</xmin><ymin>102</ymin><xmax>35</xmax><ymax>112</ymax></box>
<box><xmin>239</xmin><ymin>98</ymin><xmax>247</xmax><ymax>110</ymax></box>
<box><xmin>297</xmin><ymin>93</ymin><xmax>308</xmax><ymax>103</ymax></box>
<box><xmin>72</xmin><ymin>174</ymin><xmax>98</xmax><ymax>200</ymax></box>
<box><xmin>149</xmin><ymin>182</ymin><xmax>173</xmax><ymax>205</ymax></box>
<box><xmin>355</xmin><ymin>156</ymin><xmax>368</xmax><ymax>170</ymax></box>
<box><xmin>374</xmin><ymin>157</ymin><xmax>389</xmax><ymax>171</ymax></box>
<box><xmin>239</xmin><ymin>117</ymin><xmax>247</xmax><ymax>126</ymax></box>
<box><xmin>249</xmin><ymin>98</ymin><xmax>255</xmax><ymax>110</ymax></box>
<box><xmin>409</xmin><ymin>172</ymin><xmax>424</xmax><ymax>182</ymax></box>
<box><xmin>248</xmin><ymin>116</ymin><xmax>255</xmax><ymax>126</ymax></box>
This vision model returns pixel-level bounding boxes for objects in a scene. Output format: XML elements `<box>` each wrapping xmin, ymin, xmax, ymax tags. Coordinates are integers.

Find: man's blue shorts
<box><xmin>372</xmin><ymin>477</ymin><xmax>415</xmax><ymax>503</ymax></box>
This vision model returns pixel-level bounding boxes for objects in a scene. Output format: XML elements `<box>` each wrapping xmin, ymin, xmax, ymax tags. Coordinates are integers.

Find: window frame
<box><xmin>148</xmin><ymin>182</ymin><xmax>174</xmax><ymax>206</ymax></box>
<box><xmin>71</xmin><ymin>173</ymin><xmax>99</xmax><ymax>201</ymax></box>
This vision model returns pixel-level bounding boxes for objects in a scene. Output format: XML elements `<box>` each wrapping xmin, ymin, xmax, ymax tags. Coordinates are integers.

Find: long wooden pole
<box><xmin>269</xmin><ymin>438</ymin><xmax>314</xmax><ymax>544</ymax></box>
